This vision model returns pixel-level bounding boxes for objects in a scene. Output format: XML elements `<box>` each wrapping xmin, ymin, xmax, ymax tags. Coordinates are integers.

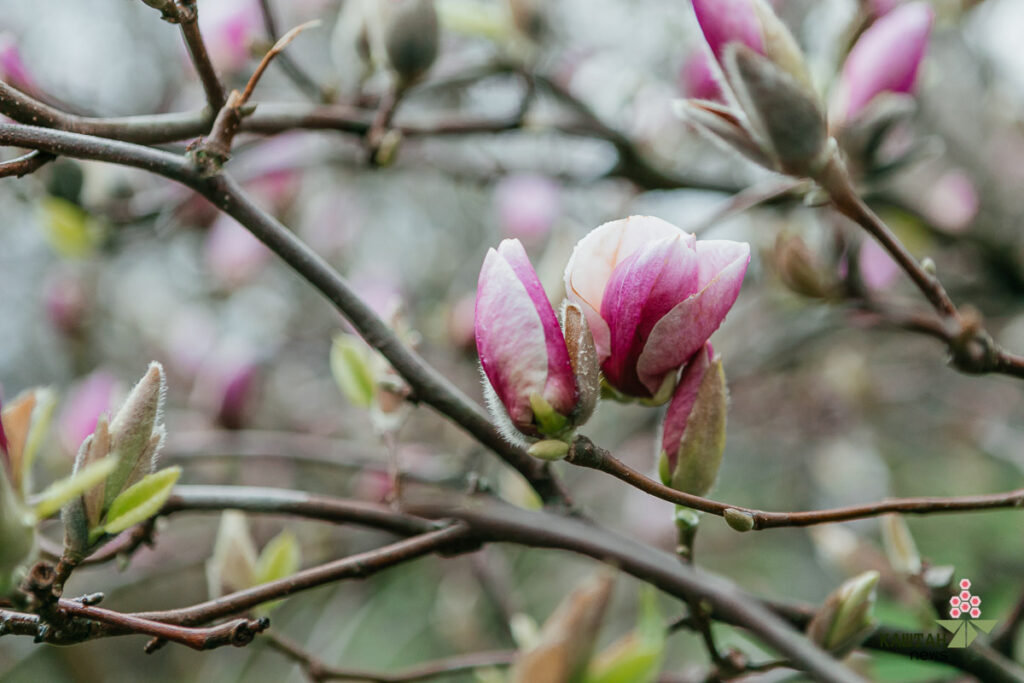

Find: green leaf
<box><xmin>584</xmin><ymin>586</ymin><xmax>665</xmax><ymax>683</ymax></box>
<box><xmin>254</xmin><ymin>530</ymin><xmax>301</xmax><ymax>585</ymax></box>
<box><xmin>22</xmin><ymin>388</ymin><xmax>56</xmax><ymax>496</ymax></box>
<box><xmin>101</xmin><ymin>466</ymin><xmax>180</xmax><ymax>535</ymax></box>
<box><xmin>253</xmin><ymin>529</ymin><xmax>301</xmax><ymax>615</ymax></box>
<box><xmin>30</xmin><ymin>456</ymin><xmax>119</xmax><ymax>520</ymax></box>
<box><xmin>330</xmin><ymin>335</ymin><xmax>376</xmax><ymax>408</ymax></box>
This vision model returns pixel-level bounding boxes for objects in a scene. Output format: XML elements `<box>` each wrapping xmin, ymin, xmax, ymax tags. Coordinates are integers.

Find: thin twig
<box><xmin>566</xmin><ymin>435</ymin><xmax>1024</xmax><ymax>530</ymax></box>
<box><xmin>172</xmin><ymin>0</ymin><xmax>227</xmax><ymax>111</ymax></box>
<box><xmin>0</xmin><ymin>150</ymin><xmax>53</xmax><ymax>177</ymax></box>
<box><xmin>256</xmin><ymin>0</ymin><xmax>331</xmax><ymax>102</ymax></box>
<box><xmin>266</xmin><ymin>631</ymin><xmax>516</xmax><ymax>682</ymax></box>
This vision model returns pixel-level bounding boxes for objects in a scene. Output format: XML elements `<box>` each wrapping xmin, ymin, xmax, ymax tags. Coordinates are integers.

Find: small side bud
<box><xmin>774</xmin><ymin>234</ymin><xmax>836</xmax><ymax>299</ymax></box>
<box><xmin>562</xmin><ymin>303</ymin><xmax>600</xmax><ymax>427</ymax></box>
<box><xmin>807</xmin><ymin>570</ymin><xmax>880</xmax><ymax>657</ymax></box>
<box><xmin>880</xmin><ymin>514</ymin><xmax>921</xmax><ymax>575</ymax></box>
<box><xmin>527</xmin><ymin>439</ymin><xmax>570</xmax><ymax>461</ymax></box>
<box><xmin>723</xmin><ymin>507</ymin><xmax>754</xmax><ymax>532</ymax></box>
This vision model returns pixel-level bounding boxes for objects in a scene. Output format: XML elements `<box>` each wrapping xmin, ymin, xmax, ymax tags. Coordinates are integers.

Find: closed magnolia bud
<box><xmin>774</xmin><ymin>234</ymin><xmax>836</xmax><ymax>299</ymax></box>
<box><xmin>880</xmin><ymin>514</ymin><xmax>921</xmax><ymax>575</ymax></box>
<box><xmin>475</xmin><ymin>239</ymin><xmax>596</xmax><ymax>445</ymax></box>
<box><xmin>103</xmin><ymin>362</ymin><xmax>167</xmax><ymax>508</ymax></box>
<box><xmin>658</xmin><ymin>344</ymin><xmax>727</xmax><ymax>497</ymax></box>
<box><xmin>807</xmin><ymin>570</ymin><xmax>880</xmax><ymax>657</ymax></box>
<box><xmin>722</xmin><ymin>45</ymin><xmax>830</xmax><ymax>177</ymax></box>
<box><xmin>384</xmin><ymin>0</ymin><xmax>439</xmax><ymax>86</ymax></box>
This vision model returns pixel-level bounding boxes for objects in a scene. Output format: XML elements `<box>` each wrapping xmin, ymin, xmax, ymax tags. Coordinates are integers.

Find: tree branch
<box><xmin>566</xmin><ymin>435</ymin><xmax>1024</xmax><ymax>530</ymax></box>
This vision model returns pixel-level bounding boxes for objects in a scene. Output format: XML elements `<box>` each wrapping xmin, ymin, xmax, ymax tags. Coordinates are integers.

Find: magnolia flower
<box><xmin>679</xmin><ymin>49</ymin><xmax>722</xmax><ymax>101</ymax></box>
<box><xmin>475</xmin><ymin>239</ymin><xmax>598</xmax><ymax>444</ymax></box>
<box><xmin>659</xmin><ymin>344</ymin><xmax>727</xmax><ymax>496</ymax></box>
<box><xmin>564</xmin><ymin>216</ymin><xmax>749</xmax><ymax>402</ymax></box>
<box><xmin>832</xmin><ymin>2</ymin><xmax>934</xmax><ymax>124</ymax></box>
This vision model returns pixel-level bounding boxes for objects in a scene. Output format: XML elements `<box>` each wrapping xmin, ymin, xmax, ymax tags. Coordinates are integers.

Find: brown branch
<box><xmin>174</xmin><ymin>0</ymin><xmax>227</xmax><ymax>111</ymax></box>
<box><xmin>266</xmin><ymin>632</ymin><xmax>516</xmax><ymax>682</ymax></box>
<box><xmin>566</xmin><ymin>435</ymin><xmax>1024</xmax><ymax>530</ymax></box>
<box><xmin>0</xmin><ymin>149</ymin><xmax>53</xmax><ymax>177</ymax></box>
<box><xmin>990</xmin><ymin>588</ymin><xmax>1024</xmax><ymax>657</ymax></box>
<box><xmin>131</xmin><ymin>525</ymin><xmax>471</xmax><ymax>626</ymax></box>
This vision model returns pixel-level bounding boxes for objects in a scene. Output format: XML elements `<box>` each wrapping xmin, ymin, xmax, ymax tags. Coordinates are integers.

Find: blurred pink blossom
<box><xmin>204</xmin><ymin>214</ymin><xmax>272</xmax><ymax>288</ymax></box>
<box><xmin>494</xmin><ymin>174</ymin><xmax>562</xmax><ymax>245</ymax></box>
<box><xmin>197</xmin><ymin>0</ymin><xmax>263</xmax><ymax>73</ymax></box>
<box><xmin>833</xmin><ymin>2</ymin><xmax>934</xmax><ymax>123</ymax></box>
<box><xmin>925</xmin><ymin>169</ymin><xmax>979</xmax><ymax>234</ymax></box>
<box><xmin>59</xmin><ymin>371</ymin><xmax>118</xmax><ymax>454</ymax></box>
<box><xmin>43</xmin><ymin>269</ymin><xmax>88</xmax><ymax>336</ymax></box>
<box><xmin>193</xmin><ymin>351</ymin><xmax>261</xmax><ymax>430</ymax></box>
<box><xmin>858</xmin><ymin>238</ymin><xmax>900</xmax><ymax>291</ymax></box>
<box><xmin>0</xmin><ymin>33</ymin><xmax>36</xmax><ymax>92</ymax></box>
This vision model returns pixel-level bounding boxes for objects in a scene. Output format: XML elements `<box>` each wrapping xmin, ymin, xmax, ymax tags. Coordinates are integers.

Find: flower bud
<box><xmin>103</xmin><ymin>362</ymin><xmax>167</xmax><ymax>509</ymax></box>
<box><xmin>679</xmin><ymin>49</ymin><xmax>722</xmax><ymax>101</ymax></box>
<box><xmin>880</xmin><ymin>514</ymin><xmax>921</xmax><ymax>575</ymax></box>
<box><xmin>658</xmin><ymin>344</ymin><xmax>727</xmax><ymax>496</ymax></box>
<box><xmin>722</xmin><ymin>44</ymin><xmax>830</xmax><ymax>177</ymax></box>
<box><xmin>384</xmin><ymin>0</ymin><xmax>440</xmax><ymax>86</ymax></box>
<box><xmin>691</xmin><ymin>0</ymin><xmax>812</xmax><ymax>89</ymax></box>
<box><xmin>832</xmin><ymin>2</ymin><xmax>934</xmax><ymax>126</ymax></box>
<box><xmin>564</xmin><ymin>216</ymin><xmax>748</xmax><ymax>402</ymax></box>
<box><xmin>475</xmin><ymin>239</ymin><xmax>596</xmax><ymax>443</ymax></box>
<box><xmin>774</xmin><ymin>234</ymin><xmax>836</xmax><ymax>299</ymax></box>
<box><xmin>807</xmin><ymin>570</ymin><xmax>880</xmax><ymax>657</ymax></box>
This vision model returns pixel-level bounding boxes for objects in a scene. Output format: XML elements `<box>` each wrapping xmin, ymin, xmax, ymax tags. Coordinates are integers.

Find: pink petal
<box><xmin>601</xmin><ymin>236</ymin><xmax>700</xmax><ymax>396</ymax></box>
<box><xmin>925</xmin><ymin>169</ymin><xmax>978</xmax><ymax>234</ymax></box>
<box><xmin>661</xmin><ymin>344</ymin><xmax>713</xmax><ymax>471</ymax></box>
<box><xmin>691</xmin><ymin>0</ymin><xmax>763</xmax><ymax>62</ymax></box>
<box><xmin>835</xmin><ymin>2</ymin><xmax>934</xmax><ymax>122</ymax></box>
<box><xmin>476</xmin><ymin>241</ymin><xmax>575</xmax><ymax>425</ymax></box>
<box><xmin>59</xmin><ymin>371</ymin><xmax>118</xmax><ymax>453</ymax></box>
<box><xmin>564</xmin><ymin>216</ymin><xmax>693</xmax><ymax>361</ymax></box>
<box><xmin>858</xmin><ymin>239</ymin><xmax>900</xmax><ymax>291</ymax></box>
<box><xmin>638</xmin><ymin>241</ymin><xmax>749</xmax><ymax>393</ymax></box>
<box><xmin>679</xmin><ymin>49</ymin><xmax>723</xmax><ymax>101</ymax></box>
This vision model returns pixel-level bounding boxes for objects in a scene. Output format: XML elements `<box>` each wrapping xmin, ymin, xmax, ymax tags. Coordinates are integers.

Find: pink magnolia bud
<box><xmin>658</xmin><ymin>344</ymin><xmax>727</xmax><ymax>496</ymax></box>
<box><xmin>475</xmin><ymin>240</ymin><xmax>593</xmax><ymax>441</ymax></box>
<box><xmin>43</xmin><ymin>269</ymin><xmax>88</xmax><ymax>336</ymax></box>
<box><xmin>564</xmin><ymin>216</ymin><xmax>749</xmax><ymax>402</ymax></box>
<box><xmin>58</xmin><ymin>371</ymin><xmax>118</xmax><ymax>454</ymax></box>
<box><xmin>691</xmin><ymin>0</ymin><xmax>811</xmax><ymax>88</ymax></box>
<box><xmin>691</xmin><ymin>0</ymin><xmax>763</xmax><ymax>62</ymax></box>
<box><xmin>833</xmin><ymin>2</ymin><xmax>934</xmax><ymax>124</ymax></box>
<box><xmin>679</xmin><ymin>49</ymin><xmax>722</xmax><ymax>101</ymax></box>
<box><xmin>494</xmin><ymin>174</ymin><xmax>562</xmax><ymax>245</ymax></box>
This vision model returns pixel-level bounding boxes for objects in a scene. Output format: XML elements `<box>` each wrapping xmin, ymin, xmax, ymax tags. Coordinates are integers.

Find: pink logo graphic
<box><xmin>948</xmin><ymin>578</ymin><xmax>982</xmax><ymax>620</ymax></box>
<box><xmin>937</xmin><ymin>577</ymin><xmax>997</xmax><ymax>648</ymax></box>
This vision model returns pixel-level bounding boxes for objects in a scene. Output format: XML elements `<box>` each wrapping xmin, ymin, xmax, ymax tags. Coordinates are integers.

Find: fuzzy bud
<box><xmin>807</xmin><ymin>571</ymin><xmax>880</xmax><ymax>657</ymax></box>
<box><xmin>774</xmin><ymin>234</ymin><xmax>836</xmax><ymax>299</ymax></box>
<box><xmin>103</xmin><ymin>362</ymin><xmax>167</xmax><ymax>508</ymax></box>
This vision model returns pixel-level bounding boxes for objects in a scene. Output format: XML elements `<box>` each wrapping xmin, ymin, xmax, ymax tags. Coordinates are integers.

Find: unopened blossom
<box><xmin>832</xmin><ymin>2</ymin><xmax>934</xmax><ymax>124</ymax></box>
<box><xmin>659</xmin><ymin>343</ymin><xmax>728</xmax><ymax>496</ymax></box>
<box><xmin>564</xmin><ymin>216</ymin><xmax>749</xmax><ymax>402</ymax></box>
<box><xmin>475</xmin><ymin>239</ymin><xmax>598</xmax><ymax>442</ymax></box>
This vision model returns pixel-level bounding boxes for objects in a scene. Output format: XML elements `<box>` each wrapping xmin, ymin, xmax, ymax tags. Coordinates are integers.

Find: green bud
<box><xmin>880</xmin><ymin>514</ymin><xmax>921</xmax><ymax>575</ymax></box>
<box><xmin>330</xmin><ymin>334</ymin><xmax>377</xmax><ymax>408</ymax></box>
<box><xmin>527</xmin><ymin>439</ymin><xmax>570</xmax><ymax>461</ymax></box>
<box><xmin>723</xmin><ymin>508</ymin><xmax>754</xmax><ymax>532</ymax></box>
<box><xmin>807</xmin><ymin>570</ymin><xmax>880</xmax><ymax>657</ymax></box>
<box><xmin>528</xmin><ymin>393</ymin><xmax>569</xmax><ymax>437</ymax></box>
<box><xmin>774</xmin><ymin>233</ymin><xmax>836</xmax><ymax>300</ymax></box>
<box><xmin>661</xmin><ymin>355</ymin><xmax>728</xmax><ymax>497</ymax></box>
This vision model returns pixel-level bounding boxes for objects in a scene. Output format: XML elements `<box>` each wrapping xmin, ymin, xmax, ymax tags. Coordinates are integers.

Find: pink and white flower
<box><xmin>564</xmin><ymin>216</ymin><xmax>749</xmax><ymax>401</ymax></box>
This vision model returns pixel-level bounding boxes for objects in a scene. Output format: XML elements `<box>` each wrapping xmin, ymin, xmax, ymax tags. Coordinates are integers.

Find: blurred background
<box><xmin>1</xmin><ymin>0</ymin><xmax>1023</xmax><ymax>680</ymax></box>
